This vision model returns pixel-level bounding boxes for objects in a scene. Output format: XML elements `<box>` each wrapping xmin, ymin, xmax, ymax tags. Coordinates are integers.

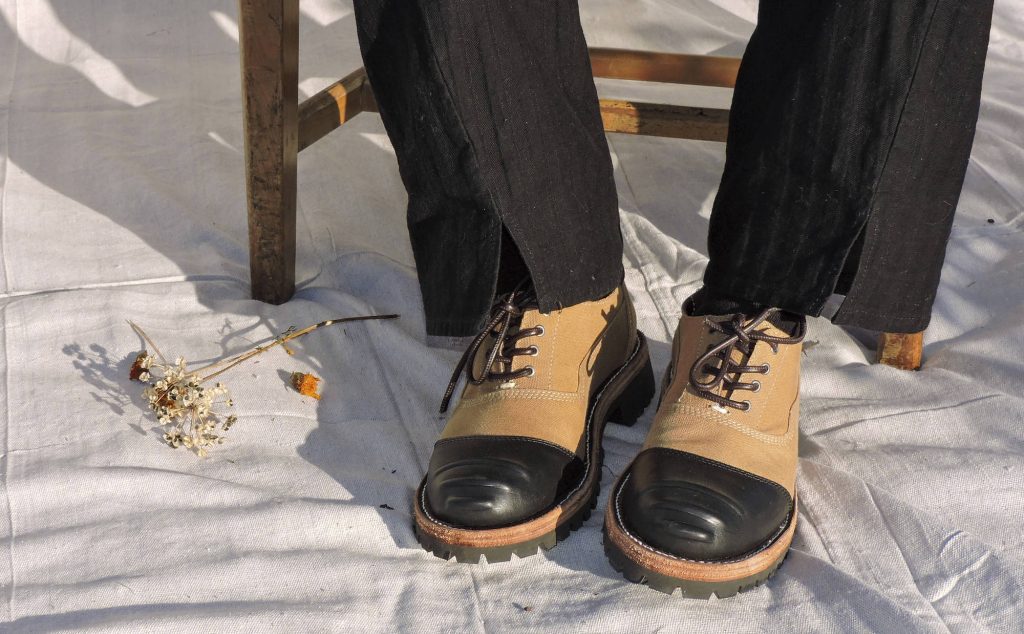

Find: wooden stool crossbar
<box><xmin>237</xmin><ymin>0</ymin><xmax>924</xmax><ymax>370</ymax></box>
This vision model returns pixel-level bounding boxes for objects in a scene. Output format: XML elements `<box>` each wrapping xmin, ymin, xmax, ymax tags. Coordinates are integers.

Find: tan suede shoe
<box><xmin>414</xmin><ymin>284</ymin><xmax>654</xmax><ymax>563</ymax></box>
<box><xmin>604</xmin><ymin>299</ymin><xmax>805</xmax><ymax>597</ymax></box>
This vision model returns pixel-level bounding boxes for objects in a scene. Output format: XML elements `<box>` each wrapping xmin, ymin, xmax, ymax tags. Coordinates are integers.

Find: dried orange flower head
<box><xmin>290</xmin><ymin>372</ymin><xmax>322</xmax><ymax>400</ymax></box>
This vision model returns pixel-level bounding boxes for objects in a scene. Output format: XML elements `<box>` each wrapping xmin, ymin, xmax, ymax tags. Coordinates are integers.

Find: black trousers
<box><xmin>353</xmin><ymin>0</ymin><xmax>994</xmax><ymax>337</ymax></box>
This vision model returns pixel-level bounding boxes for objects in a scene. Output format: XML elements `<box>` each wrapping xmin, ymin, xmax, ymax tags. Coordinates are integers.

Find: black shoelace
<box><xmin>688</xmin><ymin>308</ymin><xmax>805</xmax><ymax>412</ymax></box>
<box><xmin>439</xmin><ymin>288</ymin><xmax>544</xmax><ymax>413</ymax></box>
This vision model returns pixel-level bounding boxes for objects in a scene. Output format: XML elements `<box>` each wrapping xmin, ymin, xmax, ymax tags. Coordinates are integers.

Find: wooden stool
<box><xmin>236</xmin><ymin>0</ymin><xmax>924</xmax><ymax>370</ymax></box>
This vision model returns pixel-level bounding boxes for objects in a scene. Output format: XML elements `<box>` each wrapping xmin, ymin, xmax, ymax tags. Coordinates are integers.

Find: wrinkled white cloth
<box><xmin>0</xmin><ymin>1</ymin><xmax>1021</xmax><ymax>632</ymax></box>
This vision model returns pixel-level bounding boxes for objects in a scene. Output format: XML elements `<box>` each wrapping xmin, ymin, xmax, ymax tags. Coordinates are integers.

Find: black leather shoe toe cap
<box><xmin>619</xmin><ymin>448</ymin><xmax>792</xmax><ymax>561</ymax></box>
<box><xmin>425</xmin><ymin>436</ymin><xmax>584</xmax><ymax>529</ymax></box>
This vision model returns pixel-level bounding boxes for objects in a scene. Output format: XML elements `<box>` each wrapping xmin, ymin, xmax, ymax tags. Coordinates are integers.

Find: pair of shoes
<box><xmin>413</xmin><ymin>285</ymin><xmax>806</xmax><ymax>599</ymax></box>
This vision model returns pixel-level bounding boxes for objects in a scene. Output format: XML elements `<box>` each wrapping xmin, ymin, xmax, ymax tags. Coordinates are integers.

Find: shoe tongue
<box><xmin>765</xmin><ymin>310</ymin><xmax>804</xmax><ymax>337</ymax></box>
<box><xmin>684</xmin><ymin>295</ymin><xmax>802</xmax><ymax>337</ymax></box>
<box><xmin>699</xmin><ymin>311</ymin><xmax>797</xmax><ymax>341</ymax></box>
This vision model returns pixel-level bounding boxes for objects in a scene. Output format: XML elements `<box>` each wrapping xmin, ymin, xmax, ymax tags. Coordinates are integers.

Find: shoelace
<box><xmin>439</xmin><ymin>288</ymin><xmax>544</xmax><ymax>413</ymax></box>
<box><xmin>688</xmin><ymin>308</ymin><xmax>805</xmax><ymax>412</ymax></box>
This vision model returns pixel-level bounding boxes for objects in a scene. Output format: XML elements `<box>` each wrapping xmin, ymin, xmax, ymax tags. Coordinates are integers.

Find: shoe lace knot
<box><xmin>688</xmin><ymin>308</ymin><xmax>805</xmax><ymax>412</ymax></box>
<box><xmin>439</xmin><ymin>288</ymin><xmax>544</xmax><ymax>413</ymax></box>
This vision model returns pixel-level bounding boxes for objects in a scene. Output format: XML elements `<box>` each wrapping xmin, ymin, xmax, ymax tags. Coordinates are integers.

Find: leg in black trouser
<box><xmin>352</xmin><ymin>0</ymin><xmax>622</xmax><ymax>338</ymax></box>
<box><xmin>353</xmin><ymin>2</ymin><xmax>654</xmax><ymax>562</ymax></box>
<box><xmin>607</xmin><ymin>0</ymin><xmax>995</xmax><ymax>597</ymax></box>
<box><xmin>699</xmin><ymin>0</ymin><xmax>994</xmax><ymax>333</ymax></box>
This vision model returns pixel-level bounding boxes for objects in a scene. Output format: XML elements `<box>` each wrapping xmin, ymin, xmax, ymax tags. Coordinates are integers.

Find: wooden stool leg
<box><xmin>877</xmin><ymin>331</ymin><xmax>924</xmax><ymax>370</ymax></box>
<box><xmin>238</xmin><ymin>0</ymin><xmax>300</xmax><ymax>304</ymax></box>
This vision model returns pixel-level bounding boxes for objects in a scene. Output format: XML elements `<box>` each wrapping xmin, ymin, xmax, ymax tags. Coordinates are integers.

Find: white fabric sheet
<box><xmin>1</xmin><ymin>1</ymin><xmax>1022</xmax><ymax>631</ymax></box>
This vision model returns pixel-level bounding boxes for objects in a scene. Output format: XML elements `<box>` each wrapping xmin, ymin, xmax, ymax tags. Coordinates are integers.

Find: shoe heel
<box><xmin>608</xmin><ymin>335</ymin><xmax>656</xmax><ymax>427</ymax></box>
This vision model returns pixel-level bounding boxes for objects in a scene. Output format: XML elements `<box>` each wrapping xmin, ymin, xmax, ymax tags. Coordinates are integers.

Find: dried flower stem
<box><xmin>127</xmin><ymin>320</ymin><xmax>169</xmax><ymax>364</ymax></box>
<box><xmin>194</xmin><ymin>314</ymin><xmax>398</xmax><ymax>382</ymax></box>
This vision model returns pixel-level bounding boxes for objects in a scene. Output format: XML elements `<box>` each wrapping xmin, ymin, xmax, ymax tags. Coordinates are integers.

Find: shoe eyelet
<box><xmin>524</xmin><ymin>366</ymin><xmax>536</xmax><ymax>377</ymax></box>
<box><xmin>761</xmin><ymin>364</ymin><xmax>771</xmax><ymax>375</ymax></box>
<box><xmin>741</xmin><ymin>400</ymin><xmax>752</xmax><ymax>411</ymax></box>
<box><xmin>527</xmin><ymin>345</ymin><xmax>540</xmax><ymax>356</ymax></box>
<box><xmin>751</xmin><ymin>380</ymin><xmax>761</xmax><ymax>393</ymax></box>
<box><xmin>536</xmin><ymin>326</ymin><xmax>545</xmax><ymax>337</ymax></box>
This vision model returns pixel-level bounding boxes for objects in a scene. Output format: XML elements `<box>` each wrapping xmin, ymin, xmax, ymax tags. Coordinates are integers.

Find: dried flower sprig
<box><xmin>128</xmin><ymin>314</ymin><xmax>398</xmax><ymax>456</ymax></box>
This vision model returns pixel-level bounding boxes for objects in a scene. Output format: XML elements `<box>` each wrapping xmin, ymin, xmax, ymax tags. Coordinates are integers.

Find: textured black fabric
<box><xmin>831</xmin><ymin>0</ymin><xmax>995</xmax><ymax>331</ymax></box>
<box><xmin>353</xmin><ymin>0</ymin><xmax>993</xmax><ymax>336</ymax></box>
<box><xmin>353</xmin><ymin>0</ymin><xmax>623</xmax><ymax>337</ymax></box>
<box><xmin>619</xmin><ymin>448</ymin><xmax>793</xmax><ymax>562</ymax></box>
<box><xmin>706</xmin><ymin>0</ymin><xmax>993</xmax><ymax>332</ymax></box>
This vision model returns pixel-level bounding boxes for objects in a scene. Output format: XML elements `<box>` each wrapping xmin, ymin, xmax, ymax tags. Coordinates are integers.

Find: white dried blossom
<box><xmin>137</xmin><ymin>355</ymin><xmax>235</xmax><ymax>457</ymax></box>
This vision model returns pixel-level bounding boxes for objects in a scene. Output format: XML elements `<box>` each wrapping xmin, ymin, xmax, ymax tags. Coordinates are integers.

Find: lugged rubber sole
<box><xmin>413</xmin><ymin>331</ymin><xmax>656</xmax><ymax>564</ymax></box>
<box><xmin>415</xmin><ymin>478</ymin><xmax>602</xmax><ymax>564</ymax></box>
<box><xmin>603</xmin><ymin>477</ymin><xmax>797</xmax><ymax>598</ymax></box>
<box><xmin>603</xmin><ymin>532</ymin><xmax>790</xmax><ymax>598</ymax></box>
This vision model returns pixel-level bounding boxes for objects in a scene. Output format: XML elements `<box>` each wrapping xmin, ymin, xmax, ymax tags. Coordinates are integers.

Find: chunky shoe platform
<box><xmin>413</xmin><ymin>285</ymin><xmax>655</xmax><ymax>563</ymax></box>
<box><xmin>603</xmin><ymin>300</ymin><xmax>805</xmax><ymax>596</ymax></box>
